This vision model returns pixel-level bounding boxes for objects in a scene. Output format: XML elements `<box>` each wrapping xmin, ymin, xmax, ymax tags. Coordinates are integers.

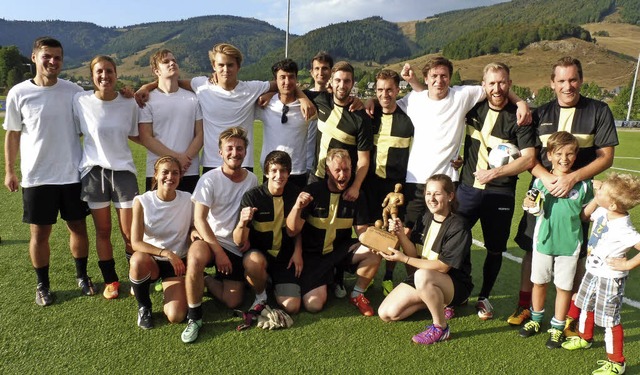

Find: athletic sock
<box><xmin>550</xmin><ymin>317</ymin><xmax>565</xmax><ymax>331</ymax></box>
<box><xmin>479</xmin><ymin>251</ymin><xmax>503</xmax><ymax>298</ymax></box>
<box><xmin>130</xmin><ymin>274</ymin><xmax>152</xmax><ymax>309</ymax></box>
<box><xmin>253</xmin><ymin>291</ymin><xmax>267</xmax><ymax>307</ymax></box>
<box><xmin>98</xmin><ymin>259</ymin><xmax>119</xmax><ymax>284</ymax></box>
<box><xmin>567</xmin><ymin>299</ymin><xmax>581</xmax><ymax>320</ymax></box>
<box><xmin>350</xmin><ymin>285</ymin><xmax>366</xmax><ymax>299</ymax></box>
<box><xmin>606</xmin><ymin>324</ymin><xmax>625</xmax><ymax>364</ymax></box>
<box><xmin>74</xmin><ymin>256</ymin><xmax>88</xmax><ymax>279</ymax></box>
<box><xmin>531</xmin><ymin>309</ymin><xmax>544</xmax><ymax>323</ymax></box>
<box><xmin>518</xmin><ymin>291</ymin><xmax>532</xmax><ymax>309</ymax></box>
<box><xmin>187</xmin><ymin>303</ymin><xmax>203</xmax><ymax>321</ymax></box>
<box><xmin>35</xmin><ymin>265</ymin><xmax>50</xmax><ymax>288</ymax></box>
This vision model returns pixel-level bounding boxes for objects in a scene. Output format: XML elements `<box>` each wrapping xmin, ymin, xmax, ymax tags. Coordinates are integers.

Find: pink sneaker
<box><xmin>444</xmin><ymin>306</ymin><xmax>455</xmax><ymax>320</ymax></box>
<box><xmin>412</xmin><ymin>324</ymin><xmax>450</xmax><ymax>345</ymax></box>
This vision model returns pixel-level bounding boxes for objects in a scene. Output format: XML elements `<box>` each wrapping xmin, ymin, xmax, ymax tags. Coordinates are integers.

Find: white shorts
<box><xmin>531</xmin><ymin>250</ymin><xmax>579</xmax><ymax>291</ymax></box>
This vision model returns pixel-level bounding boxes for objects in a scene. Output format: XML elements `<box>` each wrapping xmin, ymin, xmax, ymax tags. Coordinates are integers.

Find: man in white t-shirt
<box><xmin>396</xmin><ymin>57</ymin><xmax>530</xmax><ymax>229</ymax></box>
<box><xmin>181</xmin><ymin>127</ymin><xmax>258</xmax><ymax>344</ymax></box>
<box><xmin>3</xmin><ymin>37</ymin><xmax>94</xmax><ymax>306</ymax></box>
<box><xmin>136</xmin><ymin>43</ymin><xmax>315</xmax><ymax>171</ymax></box>
<box><xmin>138</xmin><ymin>49</ymin><xmax>203</xmax><ymax>193</ymax></box>
<box><xmin>255</xmin><ymin>58</ymin><xmax>309</xmax><ymax>189</ymax></box>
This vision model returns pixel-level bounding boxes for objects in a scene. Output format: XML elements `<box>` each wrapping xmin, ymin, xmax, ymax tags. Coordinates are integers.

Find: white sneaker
<box><xmin>476</xmin><ymin>298</ymin><xmax>494</xmax><ymax>320</ymax></box>
<box><xmin>334</xmin><ymin>283</ymin><xmax>347</xmax><ymax>299</ymax></box>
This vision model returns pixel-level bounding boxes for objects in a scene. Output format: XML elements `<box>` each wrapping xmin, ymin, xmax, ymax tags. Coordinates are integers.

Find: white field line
<box><xmin>611</xmin><ymin>167</ymin><xmax>640</xmax><ymax>173</ymax></box>
<box><xmin>472</xmin><ymin>239</ymin><xmax>640</xmax><ymax>310</ymax></box>
<box><xmin>614</xmin><ymin>157</ymin><xmax>640</xmax><ymax>160</ymax></box>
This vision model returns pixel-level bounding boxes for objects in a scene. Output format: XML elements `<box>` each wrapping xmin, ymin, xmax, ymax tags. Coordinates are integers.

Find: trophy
<box><xmin>359</xmin><ymin>183</ymin><xmax>404</xmax><ymax>255</ymax></box>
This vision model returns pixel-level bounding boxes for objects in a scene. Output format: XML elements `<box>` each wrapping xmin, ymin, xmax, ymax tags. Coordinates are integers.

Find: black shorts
<box><xmin>207</xmin><ymin>248</ymin><xmax>245</xmax><ymax>282</ymax></box>
<box><xmin>456</xmin><ymin>184</ymin><xmax>515</xmax><ymax>253</ymax></box>
<box><xmin>155</xmin><ymin>257</ymin><xmax>187</xmax><ymax>280</ymax></box>
<box><xmin>402</xmin><ymin>272</ymin><xmax>472</xmax><ymax>306</ymax></box>
<box><xmin>362</xmin><ymin>176</ymin><xmax>405</xmax><ymax>225</ymax></box>
<box><xmin>403</xmin><ymin>183</ymin><xmax>425</xmax><ymax>230</ymax></box>
<box><xmin>145</xmin><ymin>174</ymin><xmax>200</xmax><ymax>194</ymax></box>
<box><xmin>22</xmin><ymin>183</ymin><xmax>89</xmax><ymax>225</ymax></box>
<box><xmin>299</xmin><ymin>238</ymin><xmax>359</xmax><ymax>295</ymax></box>
<box><xmin>265</xmin><ymin>253</ymin><xmax>299</xmax><ymax>286</ymax></box>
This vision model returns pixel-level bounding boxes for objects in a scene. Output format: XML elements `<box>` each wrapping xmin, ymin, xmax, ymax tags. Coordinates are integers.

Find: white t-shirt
<box><xmin>135</xmin><ymin>190</ymin><xmax>193</xmax><ymax>259</ymax></box>
<box><xmin>191</xmin><ymin>77</ymin><xmax>270</xmax><ymax>168</ymax></box>
<box><xmin>3</xmin><ymin>79</ymin><xmax>83</xmax><ymax>187</ymax></box>
<box><xmin>138</xmin><ymin>88</ymin><xmax>203</xmax><ymax>177</ymax></box>
<box><xmin>255</xmin><ymin>95</ymin><xmax>309</xmax><ymax>175</ymax></box>
<box><xmin>398</xmin><ymin>86</ymin><xmax>485</xmax><ymax>183</ymax></box>
<box><xmin>586</xmin><ymin>207</ymin><xmax>640</xmax><ymax>278</ymax></box>
<box><xmin>73</xmin><ymin>92</ymin><xmax>139</xmax><ymax>177</ymax></box>
<box><xmin>191</xmin><ymin>168</ymin><xmax>258</xmax><ymax>256</ymax></box>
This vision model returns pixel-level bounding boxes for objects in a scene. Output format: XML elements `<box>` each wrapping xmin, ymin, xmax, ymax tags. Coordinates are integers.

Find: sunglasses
<box><xmin>281</xmin><ymin>104</ymin><xmax>289</xmax><ymax>124</ymax></box>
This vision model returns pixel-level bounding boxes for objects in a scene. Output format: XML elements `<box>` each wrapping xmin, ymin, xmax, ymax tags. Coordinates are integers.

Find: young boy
<box><xmin>561</xmin><ymin>173</ymin><xmax>640</xmax><ymax>375</ymax></box>
<box><xmin>519</xmin><ymin>131</ymin><xmax>593</xmax><ymax>349</ymax></box>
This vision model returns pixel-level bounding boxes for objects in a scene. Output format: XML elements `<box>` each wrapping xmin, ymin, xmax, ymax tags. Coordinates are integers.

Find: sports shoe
<box><xmin>35</xmin><ymin>283</ymin><xmax>53</xmax><ymax>306</ymax></box>
<box><xmin>412</xmin><ymin>324</ymin><xmax>450</xmax><ymax>345</ymax></box>
<box><xmin>592</xmin><ymin>360</ymin><xmax>626</xmax><ymax>375</ymax></box>
<box><xmin>564</xmin><ymin>316</ymin><xmax>579</xmax><ymax>337</ymax></box>
<box><xmin>519</xmin><ymin>320</ymin><xmax>541</xmax><ymax>338</ymax></box>
<box><xmin>507</xmin><ymin>306</ymin><xmax>531</xmax><ymax>326</ymax></box>
<box><xmin>181</xmin><ymin>319</ymin><xmax>202</xmax><ymax>343</ymax></box>
<box><xmin>381</xmin><ymin>279</ymin><xmax>394</xmax><ymax>296</ymax></box>
<box><xmin>475</xmin><ymin>298</ymin><xmax>494</xmax><ymax>320</ymax></box>
<box><xmin>334</xmin><ymin>283</ymin><xmax>347</xmax><ymax>299</ymax></box>
<box><xmin>77</xmin><ymin>276</ymin><xmax>97</xmax><ymax>296</ymax></box>
<box><xmin>350</xmin><ymin>294</ymin><xmax>374</xmax><ymax>316</ymax></box>
<box><xmin>546</xmin><ymin>327</ymin><xmax>564</xmax><ymax>349</ymax></box>
<box><xmin>444</xmin><ymin>306</ymin><xmax>455</xmax><ymax>320</ymax></box>
<box><xmin>562</xmin><ymin>336</ymin><xmax>592</xmax><ymax>350</ymax></box>
<box><xmin>137</xmin><ymin>306</ymin><xmax>153</xmax><ymax>330</ymax></box>
<box><xmin>103</xmin><ymin>281</ymin><xmax>120</xmax><ymax>300</ymax></box>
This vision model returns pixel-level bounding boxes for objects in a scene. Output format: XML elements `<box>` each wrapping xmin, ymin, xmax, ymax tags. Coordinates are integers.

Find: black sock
<box><xmin>131</xmin><ymin>276</ymin><xmax>152</xmax><ymax>309</ymax></box>
<box><xmin>74</xmin><ymin>256</ymin><xmax>88</xmax><ymax>279</ymax></box>
<box><xmin>98</xmin><ymin>259</ymin><xmax>119</xmax><ymax>284</ymax></box>
<box><xmin>35</xmin><ymin>265</ymin><xmax>50</xmax><ymax>288</ymax></box>
<box><xmin>187</xmin><ymin>305</ymin><xmax>203</xmax><ymax>321</ymax></box>
<box><xmin>479</xmin><ymin>252</ymin><xmax>503</xmax><ymax>298</ymax></box>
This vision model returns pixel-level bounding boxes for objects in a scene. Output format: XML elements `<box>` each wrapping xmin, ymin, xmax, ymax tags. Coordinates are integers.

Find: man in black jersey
<box><xmin>233</xmin><ymin>151</ymin><xmax>302</xmax><ymax>315</ymax></box>
<box><xmin>456</xmin><ymin>63</ymin><xmax>537</xmax><ymax>320</ymax></box>
<box><xmin>509</xmin><ymin>57</ymin><xmax>618</xmax><ymax>330</ymax></box>
<box><xmin>287</xmin><ymin>149</ymin><xmax>381</xmax><ymax>316</ymax></box>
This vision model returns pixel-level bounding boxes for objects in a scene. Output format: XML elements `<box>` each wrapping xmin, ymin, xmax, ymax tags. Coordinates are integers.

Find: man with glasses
<box><xmin>255</xmin><ymin>59</ymin><xmax>309</xmax><ymax>189</ymax></box>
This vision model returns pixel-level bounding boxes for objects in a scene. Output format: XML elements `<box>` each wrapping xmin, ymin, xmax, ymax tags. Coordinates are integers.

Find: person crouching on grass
<box><xmin>519</xmin><ymin>131</ymin><xmax>593</xmax><ymax>349</ymax></box>
<box><xmin>129</xmin><ymin>156</ymin><xmax>209</xmax><ymax>329</ymax></box>
<box><xmin>561</xmin><ymin>173</ymin><xmax>640</xmax><ymax>375</ymax></box>
<box><xmin>377</xmin><ymin>174</ymin><xmax>473</xmax><ymax>345</ymax></box>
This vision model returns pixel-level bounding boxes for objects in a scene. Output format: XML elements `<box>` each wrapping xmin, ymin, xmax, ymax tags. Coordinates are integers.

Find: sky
<box><xmin>2</xmin><ymin>0</ymin><xmax>510</xmax><ymax>35</ymax></box>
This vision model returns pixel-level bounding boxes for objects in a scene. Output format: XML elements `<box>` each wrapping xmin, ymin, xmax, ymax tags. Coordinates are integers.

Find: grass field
<box><xmin>1</xmin><ymin>122</ymin><xmax>640</xmax><ymax>374</ymax></box>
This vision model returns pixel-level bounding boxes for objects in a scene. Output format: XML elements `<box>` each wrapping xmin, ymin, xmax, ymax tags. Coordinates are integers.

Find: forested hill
<box><xmin>0</xmin><ymin>0</ymin><xmax>639</xmax><ymax>80</ymax></box>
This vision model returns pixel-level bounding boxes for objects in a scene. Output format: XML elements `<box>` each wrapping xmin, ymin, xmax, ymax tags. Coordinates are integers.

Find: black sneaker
<box><xmin>519</xmin><ymin>320</ymin><xmax>540</xmax><ymax>338</ymax></box>
<box><xmin>545</xmin><ymin>328</ymin><xmax>564</xmax><ymax>349</ymax></box>
<box><xmin>137</xmin><ymin>307</ymin><xmax>153</xmax><ymax>330</ymax></box>
<box><xmin>35</xmin><ymin>283</ymin><xmax>53</xmax><ymax>306</ymax></box>
<box><xmin>77</xmin><ymin>276</ymin><xmax>97</xmax><ymax>296</ymax></box>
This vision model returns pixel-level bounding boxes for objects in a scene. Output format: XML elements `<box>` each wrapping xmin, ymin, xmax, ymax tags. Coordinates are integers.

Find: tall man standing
<box><xmin>3</xmin><ymin>37</ymin><xmax>94</xmax><ymax>306</ymax></box>
<box><xmin>510</xmin><ymin>57</ymin><xmax>618</xmax><ymax>331</ymax></box>
<box><xmin>456</xmin><ymin>63</ymin><xmax>537</xmax><ymax>320</ymax></box>
<box><xmin>138</xmin><ymin>49</ymin><xmax>203</xmax><ymax>192</ymax></box>
<box><xmin>306</xmin><ymin>51</ymin><xmax>334</xmax><ymax>174</ymax></box>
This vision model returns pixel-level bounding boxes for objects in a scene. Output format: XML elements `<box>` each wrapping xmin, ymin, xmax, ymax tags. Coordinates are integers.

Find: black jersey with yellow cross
<box><xmin>300</xmin><ymin>181</ymin><xmax>368</xmax><ymax>255</ymax></box>
<box><xmin>311</xmin><ymin>91</ymin><xmax>373</xmax><ymax>179</ymax></box>
<box><xmin>534</xmin><ymin>96</ymin><xmax>618</xmax><ymax>171</ymax></box>
<box><xmin>460</xmin><ymin>100</ymin><xmax>537</xmax><ymax>191</ymax></box>
<box><xmin>240</xmin><ymin>182</ymin><xmax>300</xmax><ymax>260</ymax></box>
<box><xmin>370</xmin><ymin>105</ymin><xmax>414</xmax><ymax>180</ymax></box>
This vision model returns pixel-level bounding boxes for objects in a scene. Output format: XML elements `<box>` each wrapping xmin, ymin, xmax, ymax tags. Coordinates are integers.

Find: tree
<box><xmin>533</xmin><ymin>86</ymin><xmax>556</xmax><ymax>107</ymax></box>
<box><xmin>580</xmin><ymin>82</ymin><xmax>606</xmax><ymax>101</ymax></box>
<box><xmin>610</xmin><ymin>84</ymin><xmax>640</xmax><ymax>121</ymax></box>
<box><xmin>451</xmin><ymin>70</ymin><xmax>462</xmax><ymax>86</ymax></box>
<box><xmin>512</xmin><ymin>85</ymin><xmax>532</xmax><ymax>102</ymax></box>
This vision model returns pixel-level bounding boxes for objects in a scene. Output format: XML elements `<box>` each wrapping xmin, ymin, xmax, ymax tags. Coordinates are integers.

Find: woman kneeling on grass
<box><xmin>130</xmin><ymin>156</ymin><xmax>209</xmax><ymax>329</ymax></box>
<box><xmin>377</xmin><ymin>174</ymin><xmax>473</xmax><ymax>345</ymax></box>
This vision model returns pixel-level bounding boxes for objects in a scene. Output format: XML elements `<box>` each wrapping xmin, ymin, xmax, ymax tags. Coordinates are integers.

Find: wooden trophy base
<box><xmin>359</xmin><ymin>227</ymin><xmax>398</xmax><ymax>255</ymax></box>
